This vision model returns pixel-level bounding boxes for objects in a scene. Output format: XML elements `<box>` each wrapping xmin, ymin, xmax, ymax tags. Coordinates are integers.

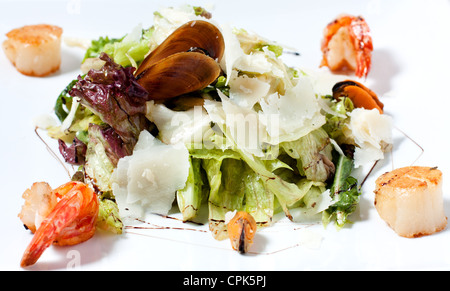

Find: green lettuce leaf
<box><xmin>323</xmin><ymin>154</ymin><xmax>361</xmax><ymax>229</ymax></box>
<box><xmin>281</xmin><ymin>128</ymin><xmax>335</xmax><ymax>182</ymax></box>
<box><xmin>176</xmin><ymin>157</ymin><xmax>209</xmax><ymax>222</ymax></box>
<box><xmin>102</xmin><ymin>26</ymin><xmax>153</xmax><ymax>68</ymax></box>
<box><xmin>83</xmin><ymin>25</ymin><xmax>153</xmax><ymax>68</ymax></box>
<box><xmin>83</xmin><ymin>36</ymin><xmax>121</xmax><ymax>63</ymax></box>
<box><xmin>321</xmin><ymin>95</ymin><xmax>354</xmax><ymax>143</ymax></box>
<box><xmin>97</xmin><ymin>198</ymin><xmax>123</xmax><ymax>234</ymax></box>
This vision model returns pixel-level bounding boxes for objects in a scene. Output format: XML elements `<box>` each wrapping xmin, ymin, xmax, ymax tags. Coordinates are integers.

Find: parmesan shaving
<box><xmin>112</xmin><ymin>130</ymin><xmax>190</xmax><ymax>220</ymax></box>
<box><xmin>347</xmin><ymin>108</ymin><xmax>393</xmax><ymax>167</ymax></box>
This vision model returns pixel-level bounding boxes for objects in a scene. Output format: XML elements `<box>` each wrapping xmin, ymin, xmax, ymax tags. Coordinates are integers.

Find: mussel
<box><xmin>136</xmin><ymin>20</ymin><xmax>225</xmax><ymax>100</ymax></box>
<box><xmin>136</xmin><ymin>52</ymin><xmax>221</xmax><ymax>100</ymax></box>
<box><xmin>332</xmin><ymin>80</ymin><xmax>384</xmax><ymax>113</ymax></box>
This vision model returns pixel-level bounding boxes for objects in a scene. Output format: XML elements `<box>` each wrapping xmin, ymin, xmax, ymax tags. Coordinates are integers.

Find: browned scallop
<box><xmin>2</xmin><ymin>24</ymin><xmax>63</xmax><ymax>77</ymax></box>
<box><xmin>374</xmin><ymin>166</ymin><xmax>447</xmax><ymax>238</ymax></box>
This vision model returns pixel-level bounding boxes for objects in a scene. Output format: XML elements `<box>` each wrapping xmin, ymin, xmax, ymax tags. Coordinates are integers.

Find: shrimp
<box><xmin>226</xmin><ymin>211</ymin><xmax>257</xmax><ymax>254</ymax></box>
<box><xmin>320</xmin><ymin>14</ymin><xmax>373</xmax><ymax>78</ymax></box>
<box><xmin>18</xmin><ymin>182</ymin><xmax>57</xmax><ymax>233</ymax></box>
<box><xmin>19</xmin><ymin>181</ymin><xmax>99</xmax><ymax>267</ymax></box>
<box><xmin>2</xmin><ymin>24</ymin><xmax>62</xmax><ymax>77</ymax></box>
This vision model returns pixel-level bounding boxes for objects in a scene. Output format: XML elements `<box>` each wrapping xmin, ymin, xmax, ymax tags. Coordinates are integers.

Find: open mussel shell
<box><xmin>136</xmin><ymin>20</ymin><xmax>225</xmax><ymax>77</ymax></box>
<box><xmin>136</xmin><ymin>51</ymin><xmax>221</xmax><ymax>100</ymax></box>
<box><xmin>332</xmin><ymin>80</ymin><xmax>384</xmax><ymax>113</ymax></box>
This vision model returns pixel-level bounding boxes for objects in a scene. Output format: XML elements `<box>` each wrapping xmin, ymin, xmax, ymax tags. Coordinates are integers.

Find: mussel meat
<box><xmin>332</xmin><ymin>80</ymin><xmax>383</xmax><ymax>113</ymax></box>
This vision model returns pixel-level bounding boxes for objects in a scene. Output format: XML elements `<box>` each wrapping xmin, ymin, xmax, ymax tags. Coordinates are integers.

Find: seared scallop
<box><xmin>374</xmin><ymin>166</ymin><xmax>447</xmax><ymax>238</ymax></box>
<box><xmin>2</xmin><ymin>24</ymin><xmax>63</xmax><ymax>77</ymax></box>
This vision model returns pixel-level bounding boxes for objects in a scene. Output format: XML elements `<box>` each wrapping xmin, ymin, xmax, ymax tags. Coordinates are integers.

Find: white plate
<box><xmin>1</xmin><ymin>0</ymin><xmax>450</xmax><ymax>271</ymax></box>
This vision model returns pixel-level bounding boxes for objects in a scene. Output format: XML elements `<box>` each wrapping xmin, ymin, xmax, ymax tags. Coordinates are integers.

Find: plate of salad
<box><xmin>1</xmin><ymin>0</ymin><xmax>450</xmax><ymax>271</ymax></box>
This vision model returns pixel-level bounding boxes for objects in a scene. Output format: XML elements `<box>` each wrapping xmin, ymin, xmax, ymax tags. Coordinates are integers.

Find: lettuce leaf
<box><xmin>281</xmin><ymin>128</ymin><xmax>335</xmax><ymax>182</ymax></box>
<box><xmin>58</xmin><ymin>137</ymin><xmax>87</xmax><ymax>165</ymax></box>
<box><xmin>176</xmin><ymin>157</ymin><xmax>208</xmax><ymax>222</ymax></box>
<box><xmin>84</xmin><ymin>123</ymin><xmax>130</xmax><ymax>194</ymax></box>
<box><xmin>83</xmin><ymin>25</ymin><xmax>153</xmax><ymax>68</ymax></box>
<box><xmin>54</xmin><ymin>79</ymin><xmax>78</xmax><ymax>122</ymax></box>
<box><xmin>83</xmin><ymin>36</ymin><xmax>121</xmax><ymax>63</ymax></box>
<box><xmin>321</xmin><ymin>95</ymin><xmax>354</xmax><ymax>143</ymax></box>
<box><xmin>102</xmin><ymin>25</ymin><xmax>153</xmax><ymax>68</ymax></box>
<box><xmin>97</xmin><ymin>198</ymin><xmax>123</xmax><ymax>234</ymax></box>
<box><xmin>70</xmin><ymin>53</ymin><xmax>150</xmax><ymax>151</ymax></box>
<box><xmin>323</xmin><ymin>154</ymin><xmax>361</xmax><ymax>229</ymax></box>
<box><xmin>205</xmin><ymin>158</ymin><xmax>246</xmax><ymax>240</ymax></box>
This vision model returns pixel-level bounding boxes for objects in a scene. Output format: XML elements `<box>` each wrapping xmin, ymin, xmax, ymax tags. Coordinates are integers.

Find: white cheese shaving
<box><xmin>258</xmin><ymin>76</ymin><xmax>326</xmax><ymax>144</ymax></box>
<box><xmin>228</xmin><ymin>71</ymin><xmax>271</xmax><ymax>108</ymax></box>
<box><xmin>301</xmin><ymin>67</ymin><xmax>348</xmax><ymax>97</ymax></box>
<box><xmin>204</xmin><ymin>92</ymin><xmax>269</xmax><ymax>157</ymax></box>
<box><xmin>347</xmin><ymin>108</ymin><xmax>393</xmax><ymax>167</ymax></box>
<box><xmin>233</xmin><ymin>52</ymin><xmax>273</xmax><ymax>75</ymax></box>
<box><xmin>219</xmin><ymin>23</ymin><xmax>244</xmax><ymax>79</ymax></box>
<box><xmin>151</xmin><ymin>5</ymin><xmax>207</xmax><ymax>48</ymax></box>
<box><xmin>111</xmin><ymin>130</ymin><xmax>190</xmax><ymax>220</ymax></box>
<box><xmin>146</xmin><ymin>101</ymin><xmax>212</xmax><ymax>145</ymax></box>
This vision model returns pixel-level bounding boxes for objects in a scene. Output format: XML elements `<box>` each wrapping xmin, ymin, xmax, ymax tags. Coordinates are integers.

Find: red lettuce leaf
<box><xmin>87</xmin><ymin>123</ymin><xmax>130</xmax><ymax>167</ymax></box>
<box><xmin>58</xmin><ymin>137</ymin><xmax>87</xmax><ymax>165</ymax></box>
<box><xmin>69</xmin><ymin>53</ymin><xmax>150</xmax><ymax>149</ymax></box>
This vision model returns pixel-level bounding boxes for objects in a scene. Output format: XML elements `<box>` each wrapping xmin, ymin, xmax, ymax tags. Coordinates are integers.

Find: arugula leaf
<box><xmin>54</xmin><ymin>79</ymin><xmax>78</xmax><ymax>122</ymax></box>
<box><xmin>324</xmin><ymin>154</ymin><xmax>361</xmax><ymax>229</ymax></box>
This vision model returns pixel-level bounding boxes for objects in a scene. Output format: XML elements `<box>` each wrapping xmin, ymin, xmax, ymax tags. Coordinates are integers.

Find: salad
<box><xmin>37</xmin><ymin>5</ymin><xmax>392</xmax><ymax>247</ymax></box>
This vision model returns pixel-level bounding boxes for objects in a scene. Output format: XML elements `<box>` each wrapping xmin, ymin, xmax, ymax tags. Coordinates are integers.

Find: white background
<box><xmin>1</xmin><ymin>0</ymin><xmax>450</xmax><ymax>270</ymax></box>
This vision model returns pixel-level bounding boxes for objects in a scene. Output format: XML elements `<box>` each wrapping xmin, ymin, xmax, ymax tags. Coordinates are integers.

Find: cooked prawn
<box><xmin>2</xmin><ymin>24</ymin><xmax>62</xmax><ymax>77</ymax></box>
<box><xmin>226</xmin><ymin>211</ymin><xmax>257</xmax><ymax>254</ymax></box>
<box><xmin>20</xmin><ymin>181</ymin><xmax>99</xmax><ymax>267</ymax></box>
<box><xmin>18</xmin><ymin>182</ymin><xmax>57</xmax><ymax>233</ymax></box>
<box><xmin>320</xmin><ymin>14</ymin><xmax>373</xmax><ymax>78</ymax></box>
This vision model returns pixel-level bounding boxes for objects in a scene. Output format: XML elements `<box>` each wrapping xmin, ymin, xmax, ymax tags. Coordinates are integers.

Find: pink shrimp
<box><xmin>320</xmin><ymin>14</ymin><xmax>373</xmax><ymax>78</ymax></box>
<box><xmin>19</xmin><ymin>181</ymin><xmax>99</xmax><ymax>267</ymax></box>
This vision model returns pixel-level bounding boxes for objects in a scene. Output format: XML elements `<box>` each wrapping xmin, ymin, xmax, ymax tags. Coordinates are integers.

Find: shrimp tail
<box><xmin>20</xmin><ymin>193</ymin><xmax>82</xmax><ymax>267</ymax></box>
<box><xmin>20</xmin><ymin>182</ymin><xmax>98</xmax><ymax>268</ymax></box>
<box><xmin>350</xmin><ymin>16</ymin><xmax>373</xmax><ymax>78</ymax></box>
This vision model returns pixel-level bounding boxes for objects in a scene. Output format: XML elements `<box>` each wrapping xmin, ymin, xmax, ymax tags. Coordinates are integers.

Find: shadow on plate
<box><xmin>369</xmin><ymin>48</ymin><xmax>401</xmax><ymax>96</ymax></box>
<box><xmin>23</xmin><ymin>230</ymin><xmax>118</xmax><ymax>270</ymax></box>
<box><xmin>50</xmin><ymin>47</ymin><xmax>83</xmax><ymax>77</ymax></box>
